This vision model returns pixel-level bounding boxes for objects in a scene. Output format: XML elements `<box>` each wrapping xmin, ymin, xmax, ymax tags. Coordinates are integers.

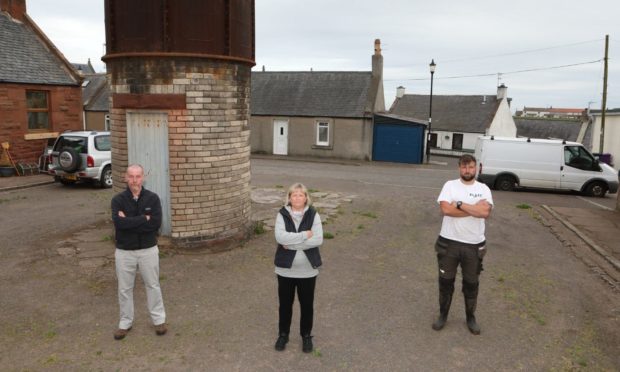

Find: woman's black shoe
<box><xmin>274</xmin><ymin>333</ymin><xmax>289</xmax><ymax>351</ymax></box>
<box><xmin>302</xmin><ymin>335</ymin><xmax>313</xmax><ymax>353</ymax></box>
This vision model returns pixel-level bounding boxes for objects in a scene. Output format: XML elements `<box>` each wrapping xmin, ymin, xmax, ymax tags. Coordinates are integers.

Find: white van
<box><xmin>475</xmin><ymin>136</ymin><xmax>618</xmax><ymax>197</ymax></box>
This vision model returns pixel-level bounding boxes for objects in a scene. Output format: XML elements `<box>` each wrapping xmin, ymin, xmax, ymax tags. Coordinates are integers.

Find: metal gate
<box><xmin>126</xmin><ymin>111</ymin><xmax>172</xmax><ymax>235</ymax></box>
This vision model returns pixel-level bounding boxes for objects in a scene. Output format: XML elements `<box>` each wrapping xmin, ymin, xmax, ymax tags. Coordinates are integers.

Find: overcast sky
<box><xmin>26</xmin><ymin>0</ymin><xmax>619</xmax><ymax>113</ymax></box>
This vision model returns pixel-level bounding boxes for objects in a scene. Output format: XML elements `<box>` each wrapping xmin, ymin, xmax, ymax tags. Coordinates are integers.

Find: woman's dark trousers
<box><xmin>277</xmin><ymin>275</ymin><xmax>317</xmax><ymax>336</ymax></box>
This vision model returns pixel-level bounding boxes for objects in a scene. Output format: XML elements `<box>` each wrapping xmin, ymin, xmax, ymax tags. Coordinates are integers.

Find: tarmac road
<box><xmin>0</xmin><ymin>157</ymin><xmax>618</xmax><ymax>371</ymax></box>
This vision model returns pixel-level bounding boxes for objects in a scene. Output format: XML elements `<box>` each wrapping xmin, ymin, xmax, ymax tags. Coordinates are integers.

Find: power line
<box><xmin>439</xmin><ymin>39</ymin><xmax>603</xmax><ymax>64</ymax></box>
<box><xmin>387</xmin><ymin>59</ymin><xmax>602</xmax><ymax>82</ymax></box>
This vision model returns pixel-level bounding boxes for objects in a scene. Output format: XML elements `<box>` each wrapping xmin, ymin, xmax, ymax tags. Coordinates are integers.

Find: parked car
<box><xmin>475</xmin><ymin>136</ymin><xmax>618</xmax><ymax>197</ymax></box>
<box><xmin>48</xmin><ymin>131</ymin><xmax>112</xmax><ymax>188</ymax></box>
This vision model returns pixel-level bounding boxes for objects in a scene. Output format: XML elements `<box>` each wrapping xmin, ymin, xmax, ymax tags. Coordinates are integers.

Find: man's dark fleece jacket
<box><xmin>111</xmin><ymin>187</ymin><xmax>162</xmax><ymax>250</ymax></box>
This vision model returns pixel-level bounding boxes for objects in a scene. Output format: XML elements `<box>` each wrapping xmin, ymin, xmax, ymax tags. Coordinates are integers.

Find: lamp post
<box><xmin>427</xmin><ymin>59</ymin><xmax>436</xmax><ymax>163</ymax></box>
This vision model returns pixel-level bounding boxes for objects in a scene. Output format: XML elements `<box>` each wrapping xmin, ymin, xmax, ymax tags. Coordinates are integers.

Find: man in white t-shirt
<box><xmin>432</xmin><ymin>154</ymin><xmax>493</xmax><ymax>335</ymax></box>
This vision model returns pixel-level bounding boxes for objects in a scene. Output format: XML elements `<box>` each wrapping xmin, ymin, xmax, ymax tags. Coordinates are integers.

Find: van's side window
<box><xmin>564</xmin><ymin>146</ymin><xmax>596</xmax><ymax>171</ymax></box>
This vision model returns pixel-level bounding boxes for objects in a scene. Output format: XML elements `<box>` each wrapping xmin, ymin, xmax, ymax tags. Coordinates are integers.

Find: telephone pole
<box><xmin>599</xmin><ymin>35</ymin><xmax>609</xmax><ymax>152</ymax></box>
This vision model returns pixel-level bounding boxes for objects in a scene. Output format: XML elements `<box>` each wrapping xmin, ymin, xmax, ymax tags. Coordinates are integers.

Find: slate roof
<box><xmin>515</xmin><ymin>118</ymin><xmax>587</xmax><ymax>143</ymax></box>
<box><xmin>0</xmin><ymin>12</ymin><xmax>78</xmax><ymax>85</ymax></box>
<box><xmin>390</xmin><ymin>94</ymin><xmax>501</xmax><ymax>133</ymax></box>
<box><xmin>82</xmin><ymin>73</ymin><xmax>109</xmax><ymax>111</ymax></box>
<box><xmin>251</xmin><ymin>71</ymin><xmax>373</xmax><ymax>118</ymax></box>
<box><xmin>72</xmin><ymin>62</ymin><xmax>96</xmax><ymax>74</ymax></box>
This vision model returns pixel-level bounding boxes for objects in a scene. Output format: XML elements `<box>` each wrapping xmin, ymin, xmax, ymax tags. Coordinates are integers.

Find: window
<box><xmin>95</xmin><ymin>135</ymin><xmax>111</xmax><ymax>151</ymax></box>
<box><xmin>26</xmin><ymin>91</ymin><xmax>50</xmax><ymax>130</ymax></box>
<box><xmin>316</xmin><ymin>121</ymin><xmax>329</xmax><ymax>146</ymax></box>
<box><xmin>564</xmin><ymin>145</ymin><xmax>597</xmax><ymax>171</ymax></box>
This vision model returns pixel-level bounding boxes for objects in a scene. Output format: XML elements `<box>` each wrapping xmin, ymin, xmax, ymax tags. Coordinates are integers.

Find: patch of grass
<box><xmin>323</xmin><ymin>232</ymin><xmax>334</xmax><ymax>239</ymax></box>
<box><xmin>516</xmin><ymin>203</ymin><xmax>532</xmax><ymax>209</ymax></box>
<box><xmin>254</xmin><ymin>221</ymin><xmax>265</xmax><ymax>235</ymax></box>
<box><xmin>275</xmin><ymin>185</ymin><xmax>284</xmax><ymax>189</ymax></box>
<box><xmin>312</xmin><ymin>349</ymin><xmax>322</xmax><ymax>357</ymax></box>
<box><xmin>355</xmin><ymin>211</ymin><xmax>377</xmax><ymax>218</ymax></box>
<box><xmin>96</xmin><ymin>351</ymin><xmax>102</xmax><ymax>356</ymax></box>
<box><xmin>101</xmin><ymin>235</ymin><xmax>113</xmax><ymax>242</ymax></box>
<box><xmin>86</xmin><ymin>279</ymin><xmax>106</xmax><ymax>296</ymax></box>
<box><xmin>44</xmin><ymin>324</ymin><xmax>57</xmax><ymax>340</ymax></box>
<box><xmin>43</xmin><ymin>354</ymin><xmax>58</xmax><ymax>365</ymax></box>
<box><xmin>159</xmin><ymin>274</ymin><xmax>167</xmax><ymax>281</ymax></box>
<box><xmin>308</xmin><ymin>188</ymin><xmax>320</xmax><ymax>193</ymax></box>
<box><xmin>357</xmin><ymin>224</ymin><xmax>365</xmax><ymax>230</ymax></box>
<box><xmin>0</xmin><ymin>195</ymin><xmax>27</xmax><ymax>204</ymax></box>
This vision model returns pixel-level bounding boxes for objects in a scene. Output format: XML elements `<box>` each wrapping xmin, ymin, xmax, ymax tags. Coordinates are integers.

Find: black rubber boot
<box><xmin>432</xmin><ymin>277</ymin><xmax>455</xmax><ymax>331</ymax></box>
<box><xmin>465</xmin><ymin>298</ymin><xmax>480</xmax><ymax>335</ymax></box>
<box><xmin>463</xmin><ymin>280</ymin><xmax>481</xmax><ymax>335</ymax></box>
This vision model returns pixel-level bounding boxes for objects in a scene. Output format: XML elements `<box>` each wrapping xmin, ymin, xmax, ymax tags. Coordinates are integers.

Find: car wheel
<box><xmin>495</xmin><ymin>175</ymin><xmax>516</xmax><ymax>191</ymax></box>
<box><xmin>100</xmin><ymin>166</ymin><xmax>113</xmax><ymax>188</ymax></box>
<box><xmin>585</xmin><ymin>181</ymin><xmax>607</xmax><ymax>197</ymax></box>
<box><xmin>58</xmin><ymin>147</ymin><xmax>81</xmax><ymax>172</ymax></box>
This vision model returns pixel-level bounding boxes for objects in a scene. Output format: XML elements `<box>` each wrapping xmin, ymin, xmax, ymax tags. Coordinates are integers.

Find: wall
<box><xmin>431</xmin><ymin>130</ymin><xmax>479</xmax><ymax>153</ymax></box>
<box><xmin>0</xmin><ymin>83</ymin><xmax>82</xmax><ymax>164</ymax></box>
<box><xmin>107</xmin><ymin>57</ymin><xmax>251</xmax><ymax>247</ymax></box>
<box><xmin>590</xmin><ymin>113</ymin><xmax>620</xmax><ymax>169</ymax></box>
<box><xmin>85</xmin><ymin>111</ymin><xmax>107</xmax><ymax>131</ymax></box>
<box><xmin>250</xmin><ymin>116</ymin><xmax>372</xmax><ymax>160</ymax></box>
<box><xmin>488</xmin><ymin>98</ymin><xmax>517</xmax><ymax>137</ymax></box>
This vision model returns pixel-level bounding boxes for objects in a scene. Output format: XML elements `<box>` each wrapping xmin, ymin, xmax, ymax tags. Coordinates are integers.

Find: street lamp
<box><xmin>427</xmin><ymin>59</ymin><xmax>436</xmax><ymax>163</ymax></box>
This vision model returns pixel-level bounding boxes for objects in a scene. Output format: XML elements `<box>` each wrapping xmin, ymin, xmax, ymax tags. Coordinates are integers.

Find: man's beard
<box><xmin>461</xmin><ymin>173</ymin><xmax>475</xmax><ymax>182</ymax></box>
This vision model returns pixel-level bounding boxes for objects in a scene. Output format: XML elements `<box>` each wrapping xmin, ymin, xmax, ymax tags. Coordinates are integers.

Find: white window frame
<box><xmin>316</xmin><ymin>121</ymin><xmax>330</xmax><ymax>146</ymax></box>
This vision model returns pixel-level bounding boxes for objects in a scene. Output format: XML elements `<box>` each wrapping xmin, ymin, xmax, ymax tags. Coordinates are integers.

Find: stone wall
<box><xmin>107</xmin><ymin>58</ymin><xmax>252</xmax><ymax>248</ymax></box>
<box><xmin>0</xmin><ymin>83</ymin><xmax>82</xmax><ymax>164</ymax></box>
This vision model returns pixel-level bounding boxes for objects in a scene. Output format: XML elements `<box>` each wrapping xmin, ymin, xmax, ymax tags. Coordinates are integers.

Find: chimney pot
<box><xmin>396</xmin><ymin>86</ymin><xmax>405</xmax><ymax>98</ymax></box>
<box><xmin>374</xmin><ymin>39</ymin><xmax>381</xmax><ymax>56</ymax></box>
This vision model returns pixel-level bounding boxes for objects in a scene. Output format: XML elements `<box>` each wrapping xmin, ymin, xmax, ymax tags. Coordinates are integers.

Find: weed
<box><xmin>356</xmin><ymin>211</ymin><xmax>377</xmax><ymax>218</ymax></box>
<box><xmin>516</xmin><ymin>203</ymin><xmax>531</xmax><ymax>209</ymax></box>
<box><xmin>44</xmin><ymin>354</ymin><xmax>58</xmax><ymax>365</ymax></box>
<box><xmin>357</xmin><ymin>224</ymin><xmax>365</xmax><ymax>230</ymax></box>
<box><xmin>275</xmin><ymin>185</ymin><xmax>284</xmax><ymax>188</ymax></box>
<box><xmin>159</xmin><ymin>274</ymin><xmax>167</xmax><ymax>281</ymax></box>
<box><xmin>308</xmin><ymin>188</ymin><xmax>319</xmax><ymax>193</ymax></box>
<box><xmin>96</xmin><ymin>351</ymin><xmax>102</xmax><ymax>356</ymax></box>
<box><xmin>254</xmin><ymin>221</ymin><xmax>265</xmax><ymax>235</ymax></box>
<box><xmin>323</xmin><ymin>232</ymin><xmax>334</xmax><ymax>239</ymax></box>
<box><xmin>101</xmin><ymin>235</ymin><xmax>113</xmax><ymax>242</ymax></box>
<box><xmin>312</xmin><ymin>349</ymin><xmax>322</xmax><ymax>357</ymax></box>
<box><xmin>44</xmin><ymin>328</ymin><xmax>57</xmax><ymax>339</ymax></box>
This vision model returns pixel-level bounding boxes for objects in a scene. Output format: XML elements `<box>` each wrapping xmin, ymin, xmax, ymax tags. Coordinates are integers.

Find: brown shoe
<box><xmin>154</xmin><ymin>323</ymin><xmax>167</xmax><ymax>336</ymax></box>
<box><xmin>113</xmin><ymin>327</ymin><xmax>132</xmax><ymax>340</ymax></box>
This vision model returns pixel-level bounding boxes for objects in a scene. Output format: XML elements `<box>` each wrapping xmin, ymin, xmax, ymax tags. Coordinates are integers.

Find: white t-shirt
<box><xmin>437</xmin><ymin>179</ymin><xmax>493</xmax><ymax>244</ymax></box>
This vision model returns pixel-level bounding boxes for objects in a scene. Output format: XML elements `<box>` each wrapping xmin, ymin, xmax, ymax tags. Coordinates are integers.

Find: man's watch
<box><xmin>456</xmin><ymin>201</ymin><xmax>463</xmax><ymax>210</ymax></box>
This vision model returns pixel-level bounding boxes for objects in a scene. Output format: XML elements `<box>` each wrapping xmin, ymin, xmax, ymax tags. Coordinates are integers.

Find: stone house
<box><xmin>0</xmin><ymin>0</ymin><xmax>82</xmax><ymax>164</ymax></box>
<box><xmin>250</xmin><ymin>39</ymin><xmax>385</xmax><ymax>160</ymax></box>
<box><xmin>389</xmin><ymin>84</ymin><xmax>517</xmax><ymax>156</ymax></box>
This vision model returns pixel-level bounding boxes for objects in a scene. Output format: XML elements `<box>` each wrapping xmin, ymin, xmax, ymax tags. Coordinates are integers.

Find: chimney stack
<box><xmin>372</xmin><ymin>38</ymin><xmax>383</xmax><ymax>79</ymax></box>
<box><xmin>396</xmin><ymin>86</ymin><xmax>405</xmax><ymax>98</ymax></box>
<box><xmin>497</xmin><ymin>83</ymin><xmax>508</xmax><ymax>100</ymax></box>
<box><xmin>0</xmin><ymin>0</ymin><xmax>26</xmax><ymax>21</ymax></box>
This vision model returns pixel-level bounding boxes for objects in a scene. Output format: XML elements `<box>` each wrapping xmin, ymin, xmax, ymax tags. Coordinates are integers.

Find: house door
<box><xmin>273</xmin><ymin>120</ymin><xmax>288</xmax><ymax>155</ymax></box>
<box><xmin>452</xmin><ymin>133</ymin><xmax>463</xmax><ymax>150</ymax></box>
<box><xmin>126</xmin><ymin>111</ymin><xmax>172</xmax><ymax>235</ymax></box>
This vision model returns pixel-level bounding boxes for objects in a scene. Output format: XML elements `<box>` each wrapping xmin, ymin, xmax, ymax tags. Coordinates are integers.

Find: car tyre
<box><xmin>99</xmin><ymin>166</ymin><xmax>113</xmax><ymax>189</ymax></box>
<box><xmin>495</xmin><ymin>175</ymin><xmax>516</xmax><ymax>192</ymax></box>
<box><xmin>58</xmin><ymin>147</ymin><xmax>81</xmax><ymax>172</ymax></box>
<box><xmin>585</xmin><ymin>181</ymin><xmax>607</xmax><ymax>197</ymax></box>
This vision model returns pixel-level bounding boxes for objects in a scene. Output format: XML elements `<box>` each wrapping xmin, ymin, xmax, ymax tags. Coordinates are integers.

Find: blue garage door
<box><xmin>373</xmin><ymin>122</ymin><xmax>424</xmax><ymax>164</ymax></box>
